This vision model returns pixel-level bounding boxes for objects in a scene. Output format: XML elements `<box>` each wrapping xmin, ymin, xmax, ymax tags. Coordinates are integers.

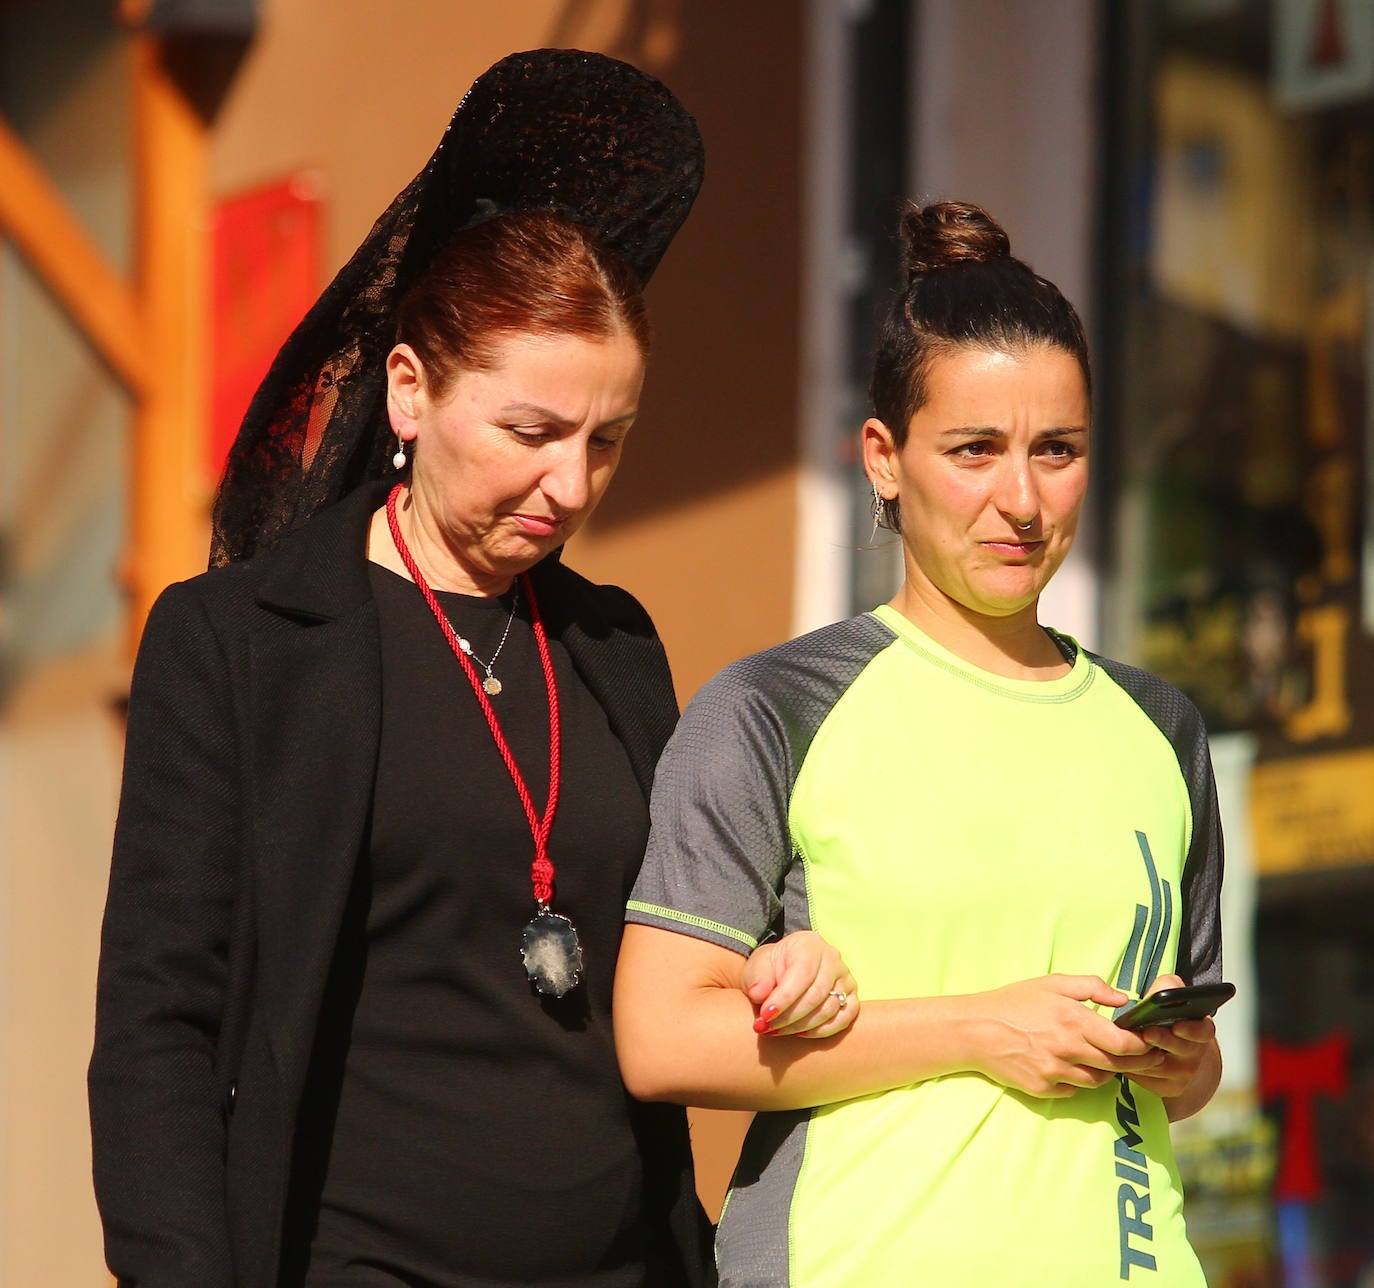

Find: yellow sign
<box><xmin>1251</xmin><ymin>747</ymin><xmax>1374</xmax><ymax>873</ymax></box>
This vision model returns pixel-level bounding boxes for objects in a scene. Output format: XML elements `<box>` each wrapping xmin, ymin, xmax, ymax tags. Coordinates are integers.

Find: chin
<box><xmin>970</xmin><ymin>581</ymin><xmax>1043</xmax><ymax>616</ymax></box>
<box><xmin>499</xmin><ymin>538</ymin><xmax>559</xmax><ymax>573</ymax></box>
<box><xmin>972</xmin><ymin>602</ymin><xmax>1039</xmax><ymax>621</ymax></box>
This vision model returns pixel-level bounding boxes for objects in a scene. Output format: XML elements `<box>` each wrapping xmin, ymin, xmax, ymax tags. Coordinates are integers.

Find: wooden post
<box><xmin>127</xmin><ymin>33</ymin><xmax>212</xmax><ymax>651</ymax></box>
<box><xmin>0</xmin><ymin>117</ymin><xmax>147</xmax><ymax>396</ymax></box>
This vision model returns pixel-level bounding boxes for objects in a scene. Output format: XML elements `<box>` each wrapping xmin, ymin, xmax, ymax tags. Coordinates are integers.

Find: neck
<box><xmin>367</xmin><ymin>483</ymin><xmax>514</xmax><ymax>597</ymax></box>
<box><xmin>888</xmin><ymin>581</ymin><xmax>1070</xmax><ymax>680</ymax></box>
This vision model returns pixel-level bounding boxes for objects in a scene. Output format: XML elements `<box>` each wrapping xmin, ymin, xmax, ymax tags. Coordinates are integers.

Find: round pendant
<box><xmin>483</xmin><ymin>676</ymin><xmax>502</xmax><ymax>696</ymax></box>
<box><xmin>522</xmin><ymin>911</ymin><xmax>584</xmax><ymax>997</ymax></box>
<box><xmin>458</xmin><ymin>637</ymin><xmax>472</xmax><ymax>653</ymax></box>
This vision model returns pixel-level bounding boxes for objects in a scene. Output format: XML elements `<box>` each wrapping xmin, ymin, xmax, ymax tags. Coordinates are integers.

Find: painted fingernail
<box><xmin>762</xmin><ymin>1003</ymin><xmax>779</xmax><ymax>1019</ymax></box>
<box><xmin>753</xmin><ymin>1016</ymin><xmax>772</xmax><ymax>1034</ymax></box>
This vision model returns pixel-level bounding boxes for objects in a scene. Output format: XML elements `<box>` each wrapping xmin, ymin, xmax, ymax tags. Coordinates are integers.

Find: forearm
<box><xmin>91</xmin><ymin>958</ymin><xmax>236</xmax><ymax>1280</ymax></box>
<box><xmin>616</xmin><ymin>977</ymin><xmax>980</xmax><ymax>1111</ymax></box>
<box><xmin>90</xmin><ymin>890</ymin><xmax>234</xmax><ymax>1285</ymax></box>
<box><xmin>614</xmin><ymin>925</ymin><xmax>1158</xmax><ymax>1111</ymax></box>
<box><xmin>1163</xmin><ymin>1038</ymin><xmax>1222</xmax><ymax>1121</ymax></box>
<box><xmin>89</xmin><ymin>1011</ymin><xmax>233</xmax><ymax>1286</ymax></box>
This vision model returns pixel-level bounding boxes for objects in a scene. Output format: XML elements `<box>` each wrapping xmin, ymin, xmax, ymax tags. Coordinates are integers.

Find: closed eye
<box><xmin>503</xmin><ymin>421</ymin><xmax>633</xmax><ymax>451</ymax></box>
<box><xmin>505</xmin><ymin>425</ymin><xmax>556</xmax><ymax>445</ymax></box>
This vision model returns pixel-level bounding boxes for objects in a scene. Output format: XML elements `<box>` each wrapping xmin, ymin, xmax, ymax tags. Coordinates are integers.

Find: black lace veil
<box><xmin>209</xmin><ymin>48</ymin><xmax>705</xmax><ymax>567</ymax></box>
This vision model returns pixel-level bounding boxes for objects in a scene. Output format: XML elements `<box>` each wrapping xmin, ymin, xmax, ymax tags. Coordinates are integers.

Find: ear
<box><xmin>861</xmin><ymin>417</ymin><xmax>899</xmax><ymax>497</ymax></box>
<box><xmin>386</xmin><ymin>343</ymin><xmax>425</xmax><ymax>440</ymax></box>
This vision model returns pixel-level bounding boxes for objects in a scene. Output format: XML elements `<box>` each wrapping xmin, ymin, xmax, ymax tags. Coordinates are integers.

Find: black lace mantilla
<box><xmin>209</xmin><ymin>48</ymin><xmax>704</xmax><ymax>567</ymax></box>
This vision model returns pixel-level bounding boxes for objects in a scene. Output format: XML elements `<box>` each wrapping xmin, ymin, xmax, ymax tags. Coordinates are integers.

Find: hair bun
<box><xmin>899</xmin><ymin>201</ymin><xmax>1011</xmax><ymax>283</ymax></box>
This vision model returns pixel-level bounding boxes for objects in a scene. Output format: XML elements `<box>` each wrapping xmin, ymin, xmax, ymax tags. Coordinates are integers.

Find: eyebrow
<box><xmin>498</xmin><ymin>402</ymin><xmax>638</xmax><ymax>430</ymax></box>
<box><xmin>938</xmin><ymin>425</ymin><xmax>1090</xmax><ymax>439</ymax></box>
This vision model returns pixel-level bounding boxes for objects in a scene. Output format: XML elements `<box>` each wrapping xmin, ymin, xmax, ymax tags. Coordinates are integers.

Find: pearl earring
<box><xmin>393</xmin><ymin>438</ymin><xmax>408</xmax><ymax>470</ymax></box>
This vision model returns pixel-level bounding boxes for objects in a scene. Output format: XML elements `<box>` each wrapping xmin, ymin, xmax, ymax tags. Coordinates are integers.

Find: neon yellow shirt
<box><xmin>629</xmin><ymin>607</ymin><xmax>1223</xmax><ymax>1286</ymax></box>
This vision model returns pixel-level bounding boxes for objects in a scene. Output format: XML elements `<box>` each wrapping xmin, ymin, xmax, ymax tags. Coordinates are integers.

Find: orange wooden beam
<box><xmin>126</xmin><ymin>33</ymin><xmax>213</xmax><ymax>648</ymax></box>
<box><xmin>0</xmin><ymin>114</ymin><xmax>149</xmax><ymax>397</ymax></box>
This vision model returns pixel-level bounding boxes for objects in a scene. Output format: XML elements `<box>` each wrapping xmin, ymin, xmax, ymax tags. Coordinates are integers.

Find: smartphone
<box><xmin>1114</xmin><ymin>982</ymin><xmax>1235</xmax><ymax>1030</ymax></box>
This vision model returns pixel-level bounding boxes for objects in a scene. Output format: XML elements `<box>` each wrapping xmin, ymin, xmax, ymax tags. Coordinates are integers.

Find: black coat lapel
<box><xmin>532</xmin><ymin>561</ymin><xmax>679</xmax><ymax>801</ymax></box>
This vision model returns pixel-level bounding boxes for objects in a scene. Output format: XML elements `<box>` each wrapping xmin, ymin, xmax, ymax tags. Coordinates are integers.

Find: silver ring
<box><xmin>1016</xmin><ymin>519</ymin><xmax>1034</xmax><ymax>531</ymax></box>
<box><xmin>829</xmin><ymin>990</ymin><xmax>848</xmax><ymax>1009</ymax></box>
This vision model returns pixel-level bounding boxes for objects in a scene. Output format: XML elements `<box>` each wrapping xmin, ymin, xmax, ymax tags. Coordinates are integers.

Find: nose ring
<box><xmin>1016</xmin><ymin>519</ymin><xmax>1034</xmax><ymax>531</ymax></box>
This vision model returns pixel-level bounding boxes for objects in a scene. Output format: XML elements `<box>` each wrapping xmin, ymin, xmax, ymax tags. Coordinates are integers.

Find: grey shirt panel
<box><xmin>1089</xmin><ymin>651</ymin><xmax>1225</xmax><ymax>987</ymax></box>
<box><xmin>715</xmin><ymin>1108</ymin><xmax>810</xmax><ymax>1288</ymax></box>
<box><xmin>627</xmin><ymin>614</ymin><xmax>898</xmax><ymax>955</ymax></box>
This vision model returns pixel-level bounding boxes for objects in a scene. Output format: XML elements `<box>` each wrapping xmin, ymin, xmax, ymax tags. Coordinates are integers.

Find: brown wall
<box><xmin>569</xmin><ymin>3</ymin><xmax>805</xmax><ymax>696</ymax></box>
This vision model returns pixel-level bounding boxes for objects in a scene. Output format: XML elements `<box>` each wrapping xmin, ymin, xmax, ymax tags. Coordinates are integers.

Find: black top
<box><xmin>285</xmin><ymin>564</ymin><xmax>652</xmax><ymax>1287</ymax></box>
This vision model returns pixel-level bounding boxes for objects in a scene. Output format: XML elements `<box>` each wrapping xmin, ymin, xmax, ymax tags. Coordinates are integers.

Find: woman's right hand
<box><xmin>742</xmin><ymin>931</ymin><xmax>858</xmax><ymax>1039</ymax></box>
<box><xmin>966</xmin><ymin>975</ymin><xmax>1164</xmax><ymax>1098</ymax></box>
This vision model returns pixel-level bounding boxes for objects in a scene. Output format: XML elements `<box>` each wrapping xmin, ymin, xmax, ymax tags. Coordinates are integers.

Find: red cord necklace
<box><xmin>386</xmin><ymin>482</ymin><xmax>583</xmax><ymax>997</ymax></box>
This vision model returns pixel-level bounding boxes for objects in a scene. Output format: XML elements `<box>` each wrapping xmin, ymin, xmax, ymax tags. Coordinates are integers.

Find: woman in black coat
<box><xmin>88</xmin><ymin>51</ymin><xmax>854</xmax><ymax>1288</ymax></box>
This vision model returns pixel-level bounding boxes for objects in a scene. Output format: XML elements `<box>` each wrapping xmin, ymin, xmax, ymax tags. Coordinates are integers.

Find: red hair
<box><xmin>394</xmin><ymin>211</ymin><xmax>651</xmax><ymax>398</ymax></box>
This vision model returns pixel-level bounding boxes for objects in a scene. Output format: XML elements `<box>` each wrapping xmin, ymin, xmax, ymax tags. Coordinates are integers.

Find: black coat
<box><xmin>89</xmin><ymin>482</ymin><xmax>714</xmax><ymax>1288</ymax></box>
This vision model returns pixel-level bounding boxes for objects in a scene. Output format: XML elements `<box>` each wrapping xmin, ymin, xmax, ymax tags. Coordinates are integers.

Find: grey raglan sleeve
<box><xmin>1091</xmin><ymin>653</ymin><xmax>1224</xmax><ymax>986</ymax></box>
<box><xmin>1176</xmin><ymin>724</ymin><xmax>1224</xmax><ymax>987</ymax></box>
<box><xmin>627</xmin><ymin>666</ymin><xmax>797</xmax><ymax>957</ymax></box>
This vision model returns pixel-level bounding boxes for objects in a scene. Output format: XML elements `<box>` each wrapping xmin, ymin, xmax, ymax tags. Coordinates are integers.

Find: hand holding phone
<box><xmin>1114</xmin><ymin>982</ymin><xmax>1234</xmax><ymax>1030</ymax></box>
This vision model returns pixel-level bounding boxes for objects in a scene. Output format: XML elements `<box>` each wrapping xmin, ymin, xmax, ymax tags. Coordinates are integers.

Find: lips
<box><xmin>511</xmin><ymin>513</ymin><xmax>567</xmax><ymax>538</ymax></box>
<box><xmin>982</xmin><ymin>538</ymin><xmax>1043</xmax><ymax>557</ymax></box>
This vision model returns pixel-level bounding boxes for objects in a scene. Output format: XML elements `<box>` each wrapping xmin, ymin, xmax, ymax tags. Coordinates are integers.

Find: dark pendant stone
<box><xmin>522</xmin><ymin>911</ymin><xmax>583</xmax><ymax>997</ymax></box>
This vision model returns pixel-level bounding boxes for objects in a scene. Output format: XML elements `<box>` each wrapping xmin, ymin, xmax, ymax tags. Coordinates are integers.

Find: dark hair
<box><xmin>395</xmin><ymin>210</ymin><xmax>651</xmax><ymax>400</ymax></box>
<box><xmin>870</xmin><ymin>201</ymin><xmax>1091</xmax><ymax>446</ymax></box>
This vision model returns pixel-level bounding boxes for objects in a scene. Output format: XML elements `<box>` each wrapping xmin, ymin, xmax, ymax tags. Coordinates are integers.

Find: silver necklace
<box><xmin>453</xmin><ymin>584</ymin><xmax>520</xmax><ymax>695</ymax></box>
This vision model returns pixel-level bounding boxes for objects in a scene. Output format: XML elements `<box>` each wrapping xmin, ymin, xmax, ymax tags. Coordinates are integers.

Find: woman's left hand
<box><xmin>1126</xmin><ymin>974</ymin><xmax>1223</xmax><ymax>1119</ymax></box>
<box><xmin>742</xmin><ymin>931</ymin><xmax>858</xmax><ymax>1039</ymax></box>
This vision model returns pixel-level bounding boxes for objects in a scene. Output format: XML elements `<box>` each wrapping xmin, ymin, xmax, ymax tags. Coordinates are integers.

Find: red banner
<box><xmin>209</xmin><ymin>174</ymin><xmax>322</xmax><ymax>480</ymax></box>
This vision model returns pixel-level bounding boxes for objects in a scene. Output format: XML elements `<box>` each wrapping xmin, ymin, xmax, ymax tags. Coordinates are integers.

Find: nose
<box><xmin>994</xmin><ymin>453</ymin><xmax>1040</xmax><ymax>528</ymax></box>
<box><xmin>541</xmin><ymin>439</ymin><xmax>593</xmax><ymax>514</ymax></box>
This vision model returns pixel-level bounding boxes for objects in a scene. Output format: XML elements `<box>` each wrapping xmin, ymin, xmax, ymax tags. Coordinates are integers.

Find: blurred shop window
<box><xmin>1105</xmin><ymin>0</ymin><xmax>1373</xmax><ymax>754</ymax></box>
